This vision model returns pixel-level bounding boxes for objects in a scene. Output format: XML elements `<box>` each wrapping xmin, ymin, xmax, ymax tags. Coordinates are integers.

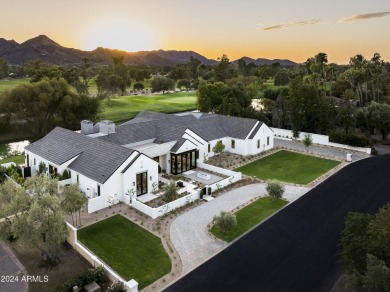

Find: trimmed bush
<box><xmin>212</xmin><ymin>141</ymin><xmax>225</xmax><ymax>155</ymax></box>
<box><xmin>213</xmin><ymin>211</ymin><xmax>237</xmax><ymax>233</ymax></box>
<box><xmin>62</xmin><ymin>169</ymin><xmax>70</xmax><ymax>180</ymax></box>
<box><xmin>266</xmin><ymin>179</ymin><xmax>285</xmax><ymax>201</ymax></box>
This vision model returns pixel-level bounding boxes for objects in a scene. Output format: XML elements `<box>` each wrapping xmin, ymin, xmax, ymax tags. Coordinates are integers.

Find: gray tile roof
<box><xmin>248</xmin><ymin>122</ymin><xmax>262</xmax><ymax>139</ymax></box>
<box><xmin>121</xmin><ymin>152</ymin><xmax>141</xmax><ymax>173</ymax></box>
<box><xmin>102</xmin><ymin>111</ymin><xmax>262</xmax><ymax>147</ymax></box>
<box><xmin>25</xmin><ymin>127</ymin><xmax>134</xmax><ymax>184</ymax></box>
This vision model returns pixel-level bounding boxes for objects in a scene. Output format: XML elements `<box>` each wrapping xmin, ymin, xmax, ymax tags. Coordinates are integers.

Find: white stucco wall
<box><xmin>182</xmin><ymin>129</ymin><xmax>208</xmax><ymax>163</ymax></box>
<box><xmin>122</xmin><ymin>154</ymin><xmax>159</xmax><ymax>202</ymax></box>
<box><xmin>247</xmin><ymin>124</ymin><xmax>274</xmax><ymax>155</ymax></box>
<box><xmin>24</xmin><ymin>150</ymin><xmax>79</xmax><ymax>177</ymax></box>
<box><xmin>175</xmin><ymin>140</ymin><xmax>197</xmax><ymax>154</ymax></box>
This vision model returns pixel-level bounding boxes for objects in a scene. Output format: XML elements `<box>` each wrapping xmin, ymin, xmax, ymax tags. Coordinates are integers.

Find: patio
<box><xmin>182</xmin><ymin>170</ymin><xmax>224</xmax><ymax>185</ymax></box>
<box><xmin>137</xmin><ymin>173</ymin><xmax>200</xmax><ymax>204</ymax></box>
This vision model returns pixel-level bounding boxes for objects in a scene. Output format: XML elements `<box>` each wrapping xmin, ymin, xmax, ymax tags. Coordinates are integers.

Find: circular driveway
<box><xmin>166</xmin><ymin>155</ymin><xmax>390</xmax><ymax>292</ymax></box>
<box><xmin>170</xmin><ymin>183</ymin><xmax>310</xmax><ymax>274</ymax></box>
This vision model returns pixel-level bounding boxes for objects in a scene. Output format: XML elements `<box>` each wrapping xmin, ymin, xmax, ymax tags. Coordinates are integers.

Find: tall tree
<box><xmin>26</xmin><ymin>60</ymin><xmax>63</xmax><ymax>82</ymax></box>
<box><xmin>214</xmin><ymin>54</ymin><xmax>237</xmax><ymax>82</ymax></box>
<box><xmin>0</xmin><ymin>58</ymin><xmax>9</xmax><ymax>79</ymax></box>
<box><xmin>337</xmin><ymin>89</ymin><xmax>357</xmax><ymax>134</ymax></box>
<box><xmin>340</xmin><ymin>204</ymin><xmax>390</xmax><ymax>290</ymax></box>
<box><xmin>2</xmin><ymin>78</ymin><xmax>100</xmax><ymax>136</ymax></box>
<box><xmin>150</xmin><ymin>76</ymin><xmax>175</xmax><ymax>94</ymax></box>
<box><xmin>365</xmin><ymin>102</ymin><xmax>390</xmax><ymax>140</ymax></box>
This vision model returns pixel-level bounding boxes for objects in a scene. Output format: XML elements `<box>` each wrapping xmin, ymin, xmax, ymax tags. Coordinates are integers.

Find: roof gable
<box><xmin>26</xmin><ymin>127</ymin><xmax>134</xmax><ymax>184</ymax></box>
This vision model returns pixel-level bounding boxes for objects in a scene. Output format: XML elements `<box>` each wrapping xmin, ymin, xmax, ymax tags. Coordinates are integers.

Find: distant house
<box><xmin>24</xmin><ymin>111</ymin><xmax>274</xmax><ymax>212</ymax></box>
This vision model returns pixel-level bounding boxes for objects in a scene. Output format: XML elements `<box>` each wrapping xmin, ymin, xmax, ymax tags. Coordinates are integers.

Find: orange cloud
<box><xmin>341</xmin><ymin>11</ymin><xmax>390</xmax><ymax>22</ymax></box>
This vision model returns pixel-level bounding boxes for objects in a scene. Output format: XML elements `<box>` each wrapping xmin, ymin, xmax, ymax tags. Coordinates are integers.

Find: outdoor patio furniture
<box><xmin>197</xmin><ymin>172</ymin><xmax>211</xmax><ymax>180</ymax></box>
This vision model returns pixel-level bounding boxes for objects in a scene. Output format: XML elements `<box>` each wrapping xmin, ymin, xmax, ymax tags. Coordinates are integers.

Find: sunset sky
<box><xmin>1</xmin><ymin>0</ymin><xmax>389</xmax><ymax>64</ymax></box>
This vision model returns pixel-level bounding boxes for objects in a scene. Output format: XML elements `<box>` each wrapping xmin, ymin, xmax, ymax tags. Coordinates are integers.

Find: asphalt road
<box><xmin>164</xmin><ymin>155</ymin><xmax>390</xmax><ymax>292</ymax></box>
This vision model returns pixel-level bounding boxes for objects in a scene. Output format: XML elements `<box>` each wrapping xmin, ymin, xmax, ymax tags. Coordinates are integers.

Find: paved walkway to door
<box><xmin>170</xmin><ymin>183</ymin><xmax>310</xmax><ymax>274</ymax></box>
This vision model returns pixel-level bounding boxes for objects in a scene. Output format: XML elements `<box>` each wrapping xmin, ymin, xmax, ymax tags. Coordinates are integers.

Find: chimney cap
<box><xmin>81</xmin><ymin>120</ymin><xmax>93</xmax><ymax>124</ymax></box>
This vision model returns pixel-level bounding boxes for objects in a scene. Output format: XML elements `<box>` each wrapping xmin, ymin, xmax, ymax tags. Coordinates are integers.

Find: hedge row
<box><xmin>329</xmin><ymin>131</ymin><xmax>371</xmax><ymax>147</ymax></box>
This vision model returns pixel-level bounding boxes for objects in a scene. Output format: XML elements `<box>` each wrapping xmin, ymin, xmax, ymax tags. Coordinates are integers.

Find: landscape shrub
<box><xmin>62</xmin><ymin>169</ymin><xmax>70</xmax><ymax>180</ymax></box>
<box><xmin>266</xmin><ymin>179</ymin><xmax>285</xmax><ymax>201</ymax></box>
<box><xmin>212</xmin><ymin>141</ymin><xmax>225</xmax><ymax>155</ymax></box>
<box><xmin>213</xmin><ymin>211</ymin><xmax>237</xmax><ymax>233</ymax></box>
<box><xmin>38</xmin><ymin>161</ymin><xmax>46</xmax><ymax>175</ymax></box>
<box><xmin>107</xmin><ymin>281</ymin><xmax>127</xmax><ymax>292</ymax></box>
<box><xmin>163</xmin><ymin>180</ymin><xmax>178</xmax><ymax>202</ymax></box>
<box><xmin>6</xmin><ymin>165</ymin><xmax>24</xmax><ymax>185</ymax></box>
<box><xmin>329</xmin><ymin>131</ymin><xmax>371</xmax><ymax>147</ymax></box>
<box><xmin>54</xmin><ymin>266</ymin><xmax>109</xmax><ymax>292</ymax></box>
<box><xmin>0</xmin><ymin>165</ymin><xmax>6</xmax><ymax>183</ymax></box>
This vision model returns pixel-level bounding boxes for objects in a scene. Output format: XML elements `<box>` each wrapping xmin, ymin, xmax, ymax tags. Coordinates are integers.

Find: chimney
<box><xmin>80</xmin><ymin>120</ymin><xmax>93</xmax><ymax>135</ymax></box>
<box><xmin>99</xmin><ymin>120</ymin><xmax>115</xmax><ymax>134</ymax></box>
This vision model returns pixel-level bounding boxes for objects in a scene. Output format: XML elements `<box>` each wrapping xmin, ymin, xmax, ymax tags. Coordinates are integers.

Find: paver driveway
<box><xmin>165</xmin><ymin>154</ymin><xmax>389</xmax><ymax>292</ymax></box>
<box><xmin>170</xmin><ymin>184</ymin><xmax>310</xmax><ymax>274</ymax></box>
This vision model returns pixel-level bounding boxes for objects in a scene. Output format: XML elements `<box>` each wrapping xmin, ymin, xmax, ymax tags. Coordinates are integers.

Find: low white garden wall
<box><xmin>66</xmin><ymin>222</ymin><xmax>138</xmax><ymax>292</ymax></box>
<box><xmin>197</xmin><ymin>162</ymin><xmax>242</xmax><ymax>194</ymax></box>
<box><xmin>197</xmin><ymin>162</ymin><xmax>239</xmax><ymax>177</ymax></box>
<box><xmin>327</xmin><ymin>142</ymin><xmax>371</xmax><ymax>154</ymax></box>
<box><xmin>271</xmin><ymin>127</ymin><xmax>371</xmax><ymax>154</ymax></box>
<box><xmin>132</xmin><ymin>190</ymin><xmax>200</xmax><ymax>219</ymax></box>
<box><xmin>58</xmin><ymin>178</ymin><xmax>72</xmax><ymax>187</ymax></box>
<box><xmin>4</xmin><ymin>174</ymin><xmax>21</xmax><ymax>188</ymax></box>
<box><xmin>87</xmin><ymin>195</ymin><xmax>110</xmax><ymax>213</ymax></box>
<box><xmin>207</xmin><ymin>172</ymin><xmax>242</xmax><ymax>193</ymax></box>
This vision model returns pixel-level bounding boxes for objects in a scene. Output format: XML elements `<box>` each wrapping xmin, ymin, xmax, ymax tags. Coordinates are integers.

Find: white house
<box><xmin>24</xmin><ymin>111</ymin><xmax>273</xmax><ymax>212</ymax></box>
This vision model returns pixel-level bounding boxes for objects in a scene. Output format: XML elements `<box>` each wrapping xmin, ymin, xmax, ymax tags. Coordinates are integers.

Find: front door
<box><xmin>136</xmin><ymin>171</ymin><xmax>148</xmax><ymax>196</ymax></box>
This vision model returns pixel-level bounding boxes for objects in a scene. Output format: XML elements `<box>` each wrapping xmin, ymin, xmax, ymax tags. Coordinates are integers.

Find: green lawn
<box><xmin>0</xmin><ymin>78</ymin><xmax>30</xmax><ymax>93</ymax></box>
<box><xmin>78</xmin><ymin>215</ymin><xmax>171</xmax><ymax>289</ymax></box>
<box><xmin>211</xmin><ymin>196</ymin><xmax>288</xmax><ymax>242</ymax></box>
<box><xmin>0</xmin><ymin>155</ymin><xmax>25</xmax><ymax>165</ymax></box>
<box><xmin>101</xmin><ymin>91</ymin><xmax>197</xmax><ymax>123</ymax></box>
<box><xmin>235</xmin><ymin>150</ymin><xmax>340</xmax><ymax>184</ymax></box>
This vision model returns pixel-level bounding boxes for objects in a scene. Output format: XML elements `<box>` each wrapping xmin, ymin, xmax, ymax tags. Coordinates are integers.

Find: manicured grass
<box><xmin>211</xmin><ymin>196</ymin><xmax>288</xmax><ymax>242</ymax></box>
<box><xmin>101</xmin><ymin>91</ymin><xmax>197</xmax><ymax>123</ymax></box>
<box><xmin>0</xmin><ymin>78</ymin><xmax>30</xmax><ymax>92</ymax></box>
<box><xmin>78</xmin><ymin>214</ymin><xmax>171</xmax><ymax>289</ymax></box>
<box><xmin>0</xmin><ymin>155</ymin><xmax>25</xmax><ymax>165</ymax></box>
<box><xmin>235</xmin><ymin>150</ymin><xmax>340</xmax><ymax>184</ymax></box>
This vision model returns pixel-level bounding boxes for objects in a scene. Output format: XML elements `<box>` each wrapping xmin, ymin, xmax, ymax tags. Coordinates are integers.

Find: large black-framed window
<box><xmin>171</xmin><ymin>150</ymin><xmax>197</xmax><ymax>175</ymax></box>
<box><xmin>136</xmin><ymin>171</ymin><xmax>148</xmax><ymax>196</ymax></box>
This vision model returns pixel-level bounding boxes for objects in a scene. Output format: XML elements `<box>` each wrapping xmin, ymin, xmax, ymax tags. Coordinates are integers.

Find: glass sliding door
<box><xmin>136</xmin><ymin>171</ymin><xmax>148</xmax><ymax>196</ymax></box>
<box><xmin>171</xmin><ymin>150</ymin><xmax>197</xmax><ymax>175</ymax></box>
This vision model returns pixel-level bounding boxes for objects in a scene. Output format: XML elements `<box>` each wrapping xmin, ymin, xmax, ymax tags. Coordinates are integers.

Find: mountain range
<box><xmin>0</xmin><ymin>35</ymin><xmax>297</xmax><ymax>66</ymax></box>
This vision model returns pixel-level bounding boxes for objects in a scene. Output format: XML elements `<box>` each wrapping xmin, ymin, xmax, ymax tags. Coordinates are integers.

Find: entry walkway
<box><xmin>170</xmin><ymin>183</ymin><xmax>310</xmax><ymax>274</ymax></box>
